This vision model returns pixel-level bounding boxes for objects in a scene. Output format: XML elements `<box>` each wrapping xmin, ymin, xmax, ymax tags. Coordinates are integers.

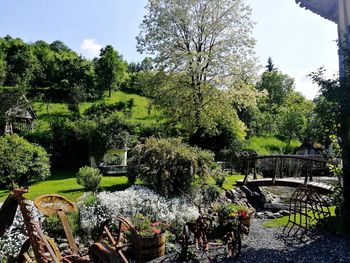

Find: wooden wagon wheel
<box><xmin>225</xmin><ymin>227</ymin><xmax>241</xmax><ymax>259</ymax></box>
<box><xmin>93</xmin><ymin>216</ymin><xmax>140</xmax><ymax>263</ymax></box>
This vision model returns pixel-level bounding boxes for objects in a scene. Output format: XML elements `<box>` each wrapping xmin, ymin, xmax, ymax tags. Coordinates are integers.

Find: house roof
<box><xmin>295</xmin><ymin>0</ymin><xmax>339</xmax><ymax>23</ymax></box>
<box><xmin>5</xmin><ymin>95</ymin><xmax>37</xmax><ymax>120</ymax></box>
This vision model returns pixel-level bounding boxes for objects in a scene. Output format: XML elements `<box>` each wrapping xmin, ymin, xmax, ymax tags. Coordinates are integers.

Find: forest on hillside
<box><xmin>0</xmin><ymin>34</ymin><xmax>339</xmax><ymax>169</ymax></box>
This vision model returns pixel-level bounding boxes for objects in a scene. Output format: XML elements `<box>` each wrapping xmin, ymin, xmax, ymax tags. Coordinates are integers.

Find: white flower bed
<box><xmin>78</xmin><ymin>186</ymin><xmax>199</xmax><ymax>235</ymax></box>
<box><xmin>0</xmin><ymin>200</ymin><xmax>42</xmax><ymax>260</ymax></box>
<box><xmin>0</xmin><ymin>186</ymin><xmax>199</xmax><ymax>260</ymax></box>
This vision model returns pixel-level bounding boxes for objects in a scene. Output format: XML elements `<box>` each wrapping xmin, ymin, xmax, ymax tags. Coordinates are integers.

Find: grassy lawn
<box><xmin>0</xmin><ymin>170</ymin><xmax>244</xmax><ymax>203</ymax></box>
<box><xmin>247</xmin><ymin>135</ymin><xmax>301</xmax><ymax>155</ymax></box>
<box><xmin>206</xmin><ymin>174</ymin><xmax>245</xmax><ymax>191</ymax></box>
<box><xmin>0</xmin><ymin>170</ymin><xmax>129</xmax><ymax>203</ymax></box>
<box><xmin>262</xmin><ymin>206</ymin><xmax>336</xmax><ymax>228</ymax></box>
<box><xmin>222</xmin><ymin>175</ymin><xmax>245</xmax><ymax>190</ymax></box>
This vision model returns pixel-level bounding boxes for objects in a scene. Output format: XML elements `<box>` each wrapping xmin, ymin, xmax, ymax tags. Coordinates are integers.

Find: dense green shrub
<box><xmin>84</xmin><ymin>100</ymin><xmax>134</xmax><ymax>117</ymax></box>
<box><xmin>43</xmin><ymin>212</ymin><xmax>79</xmax><ymax>236</ymax></box>
<box><xmin>127</xmin><ymin>137</ymin><xmax>214</xmax><ymax>197</ymax></box>
<box><xmin>76</xmin><ymin>166</ymin><xmax>102</xmax><ymax>192</ymax></box>
<box><xmin>213</xmin><ymin>169</ymin><xmax>227</xmax><ymax>187</ymax></box>
<box><xmin>0</xmin><ymin>134</ymin><xmax>50</xmax><ymax>188</ymax></box>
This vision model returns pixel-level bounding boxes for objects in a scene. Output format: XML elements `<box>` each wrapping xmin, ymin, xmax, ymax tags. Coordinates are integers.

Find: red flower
<box><xmin>151</xmin><ymin>227</ymin><xmax>162</xmax><ymax>235</ymax></box>
<box><xmin>239</xmin><ymin>210</ymin><xmax>247</xmax><ymax>219</ymax></box>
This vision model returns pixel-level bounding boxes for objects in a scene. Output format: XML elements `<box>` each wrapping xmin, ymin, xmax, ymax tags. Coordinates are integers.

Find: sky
<box><xmin>0</xmin><ymin>0</ymin><xmax>339</xmax><ymax>99</ymax></box>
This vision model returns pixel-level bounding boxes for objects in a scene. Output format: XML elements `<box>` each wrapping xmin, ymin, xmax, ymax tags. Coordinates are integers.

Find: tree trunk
<box><xmin>340</xmin><ymin>77</ymin><xmax>350</xmax><ymax>232</ymax></box>
<box><xmin>340</xmin><ymin>112</ymin><xmax>350</xmax><ymax>232</ymax></box>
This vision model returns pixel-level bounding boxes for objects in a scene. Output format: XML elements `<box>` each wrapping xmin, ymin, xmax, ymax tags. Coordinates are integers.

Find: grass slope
<box><xmin>247</xmin><ymin>135</ymin><xmax>301</xmax><ymax>155</ymax></box>
<box><xmin>33</xmin><ymin>90</ymin><xmax>163</xmax><ymax>125</ymax></box>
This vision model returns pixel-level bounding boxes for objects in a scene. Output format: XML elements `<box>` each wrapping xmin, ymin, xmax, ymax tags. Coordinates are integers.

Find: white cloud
<box><xmin>294</xmin><ymin>66</ymin><xmax>338</xmax><ymax>100</ymax></box>
<box><xmin>80</xmin><ymin>38</ymin><xmax>102</xmax><ymax>59</ymax></box>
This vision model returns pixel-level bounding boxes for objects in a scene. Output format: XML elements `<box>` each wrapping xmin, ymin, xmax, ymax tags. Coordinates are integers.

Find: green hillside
<box><xmin>33</xmin><ymin>90</ymin><xmax>163</xmax><ymax>125</ymax></box>
<box><xmin>247</xmin><ymin>135</ymin><xmax>301</xmax><ymax>155</ymax></box>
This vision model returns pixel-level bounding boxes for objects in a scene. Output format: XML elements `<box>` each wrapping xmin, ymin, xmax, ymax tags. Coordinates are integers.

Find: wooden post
<box><xmin>309</xmin><ymin>161</ymin><xmax>313</xmax><ymax>182</ymax></box>
<box><xmin>304</xmin><ymin>161</ymin><xmax>309</xmax><ymax>185</ymax></box>
<box><xmin>243</xmin><ymin>159</ymin><xmax>248</xmax><ymax>185</ymax></box>
<box><xmin>253</xmin><ymin>158</ymin><xmax>257</xmax><ymax>180</ymax></box>
<box><xmin>272</xmin><ymin>158</ymin><xmax>278</xmax><ymax>185</ymax></box>
<box><xmin>280</xmin><ymin>157</ymin><xmax>284</xmax><ymax>178</ymax></box>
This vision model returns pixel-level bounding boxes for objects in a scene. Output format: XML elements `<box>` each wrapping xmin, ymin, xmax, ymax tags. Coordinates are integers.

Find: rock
<box><xmin>79</xmin><ymin>244</ymin><xmax>86</xmax><ymax>250</ymax></box>
<box><xmin>280</xmin><ymin>210</ymin><xmax>291</xmax><ymax>216</ymax></box>
<box><xmin>256</xmin><ymin>212</ymin><xmax>265</xmax><ymax>219</ymax></box>
<box><xmin>59</xmin><ymin>242</ymin><xmax>69</xmax><ymax>250</ymax></box>
<box><xmin>264</xmin><ymin>211</ymin><xmax>275</xmax><ymax>219</ymax></box>
<box><xmin>80</xmin><ymin>247</ymin><xmax>89</xmax><ymax>255</ymax></box>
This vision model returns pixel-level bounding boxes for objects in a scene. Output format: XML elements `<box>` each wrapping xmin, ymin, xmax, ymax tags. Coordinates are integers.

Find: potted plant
<box><xmin>131</xmin><ymin>214</ymin><xmax>168</xmax><ymax>260</ymax></box>
<box><xmin>217</xmin><ymin>203</ymin><xmax>253</xmax><ymax>228</ymax></box>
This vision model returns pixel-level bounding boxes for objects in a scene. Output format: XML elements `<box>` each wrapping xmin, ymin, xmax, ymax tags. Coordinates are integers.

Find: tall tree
<box><xmin>277</xmin><ymin>92</ymin><xmax>314</xmax><ymax>146</ymax></box>
<box><xmin>257</xmin><ymin>69</ymin><xmax>294</xmax><ymax>108</ymax></box>
<box><xmin>49</xmin><ymin>40</ymin><xmax>71</xmax><ymax>53</ymax></box>
<box><xmin>0</xmin><ymin>36</ymin><xmax>36</xmax><ymax>86</ymax></box>
<box><xmin>137</xmin><ymin>0</ymin><xmax>258</xmax><ymax>133</ymax></box>
<box><xmin>310</xmin><ymin>61</ymin><xmax>350</xmax><ymax>231</ymax></box>
<box><xmin>95</xmin><ymin>45</ymin><xmax>128</xmax><ymax>97</ymax></box>
<box><xmin>0</xmin><ymin>50</ymin><xmax>6</xmax><ymax>85</ymax></box>
<box><xmin>265</xmin><ymin>56</ymin><xmax>277</xmax><ymax>72</ymax></box>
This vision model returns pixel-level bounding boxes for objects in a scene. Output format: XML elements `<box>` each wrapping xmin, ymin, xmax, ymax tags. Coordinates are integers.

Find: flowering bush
<box><xmin>131</xmin><ymin>214</ymin><xmax>168</xmax><ymax>237</ymax></box>
<box><xmin>0</xmin><ymin>200</ymin><xmax>42</xmax><ymax>261</ymax></box>
<box><xmin>78</xmin><ymin>186</ymin><xmax>199</xmax><ymax>235</ymax></box>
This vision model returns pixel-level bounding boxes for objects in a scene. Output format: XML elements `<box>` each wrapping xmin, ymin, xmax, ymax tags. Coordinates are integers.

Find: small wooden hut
<box><xmin>4</xmin><ymin>96</ymin><xmax>37</xmax><ymax>134</ymax></box>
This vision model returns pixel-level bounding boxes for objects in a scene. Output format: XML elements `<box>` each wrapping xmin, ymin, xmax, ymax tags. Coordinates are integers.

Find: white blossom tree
<box><xmin>137</xmin><ymin>0</ymin><xmax>259</xmax><ymax>133</ymax></box>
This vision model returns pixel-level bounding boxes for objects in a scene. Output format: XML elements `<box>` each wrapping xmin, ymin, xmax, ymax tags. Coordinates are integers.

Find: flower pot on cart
<box><xmin>241</xmin><ymin>218</ymin><xmax>251</xmax><ymax>227</ymax></box>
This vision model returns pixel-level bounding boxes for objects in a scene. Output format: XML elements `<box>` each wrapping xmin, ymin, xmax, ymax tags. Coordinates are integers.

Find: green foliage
<box><xmin>212</xmin><ymin>169</ymin><xmax>227</xmax><ymax>188</ymax></box>
<box><xmin>277</xmin><ymin>92</ymin><xmax>314</xmax><ymax>145</ymax></box>
<box><xmin>127</xmin><ymin>137</ymin><xmax>214</xmax><ymax>197</ymax></box>
<box><xmin>84</xmin><ymin>100</ymin><xmax>134</xmax><ymax>118</ymax></box>
<box><xmin>0</xmin><ymin>134</ymin><xmax>50</xmax><ymax>188</ymax></box>
<box><xmin>201</xmin><ymin>184</ymin><xmax>221</xmax><ymax>203</ymax></box>
<box><xmin>43</xmin><ymin>211</ymin><xmax>79</xmax><ymax>236</ymax></box>
<box><xmin>81</xmin><ymin>192</ymin><xmax>97</xmax><ymax>206</ymax></box>
<box><xmin>76</xmin><ymin>166</ymin><xmax>102</xmax><ymax>192</ymax></box>
<box><xmin>73</xmin><ymin>113</ymin><xmax>135</xmax><ymax>163</ymax></box>
<box><xmin>311</xmin><ymin>96</ymin><xmax>338</xmax><ymax>147</ymax></box>
<box><xmin>95</xmin><ymin>45</ymin><xmax>128</xmax><ymax>97</ymax></box>
<box><xmin>257</xmin><ymin>69</ymin><xmax>294</xmax><ymax>108</ymax></box>
<box><xmin>0</xmin><ymin>50</ymin><xmax>6</xmax><ymax>85</ymax></box>
<box><xmin>0</xmin><ymin>36</ymin><xmax>36</xmax><ymax>86</ymax></box>
<box><xmin>189</xmin><ymin>118</ymin><xmax>246</xmax><ymax>154</ymax></box>
<box><xmin>250</xmin><ymin>59</ymin><xmax>315</xmax><ymax>142</ymax></box>
<box><xmin>131</xmin><ymin>214</ymin><xmax>167</xmax><ymax>237</ymax></box>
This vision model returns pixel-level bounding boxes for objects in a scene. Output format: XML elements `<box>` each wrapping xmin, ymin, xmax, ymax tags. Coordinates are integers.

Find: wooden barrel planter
<box><xmin>138</xmin><ymin>232</ymin><xmax>166</xmax><ymax>261</ymax></box>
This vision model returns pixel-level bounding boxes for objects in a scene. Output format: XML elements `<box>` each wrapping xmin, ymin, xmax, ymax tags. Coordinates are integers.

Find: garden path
<box><xmin>151</xmin><ymin>219</ymin><xmax>350</xmax><ymax>263</ymax></box>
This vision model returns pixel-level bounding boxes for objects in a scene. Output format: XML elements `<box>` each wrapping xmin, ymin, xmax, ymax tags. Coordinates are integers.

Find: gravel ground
<box><xmin>151</xmin><ymin>219</ymin><xmax>350</xmax><ymax>263</ymax></box>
